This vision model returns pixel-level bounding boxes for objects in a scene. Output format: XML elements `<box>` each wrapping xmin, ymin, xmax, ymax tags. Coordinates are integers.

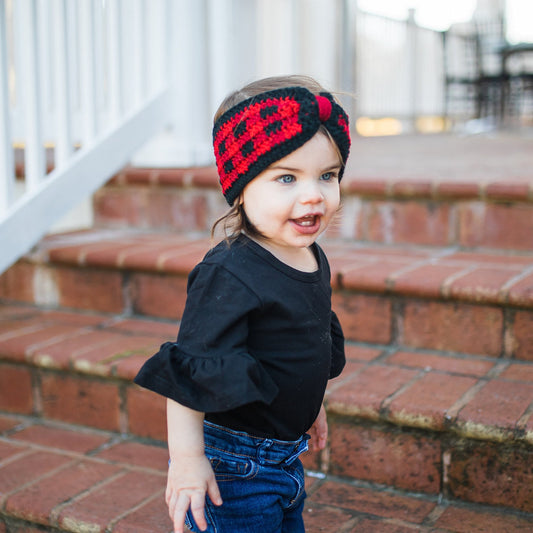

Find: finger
<box><xmin>207</xmin><ymin>477</ymin><xmax>223</xmax><ymax>506</ymax></box>
<box><xmin>171</xmin><ymin>492</ymin><xmax>191</xmax><ymax>533</ymax></box>
<box><xmin>190</xmin><ymin>490</ymin><xmax>208</xmax><ymax>531</ymax></box>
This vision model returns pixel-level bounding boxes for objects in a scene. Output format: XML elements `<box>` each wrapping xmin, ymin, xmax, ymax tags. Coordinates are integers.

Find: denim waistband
<box><xmin>203</xmin><ymin>421</ymin><xmax>309</xmax><ymax>466</ymax></box>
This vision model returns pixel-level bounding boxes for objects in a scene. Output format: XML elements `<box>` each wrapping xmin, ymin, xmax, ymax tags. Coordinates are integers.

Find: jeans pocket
<box><xmin>206</xmin><ymin>449</ymin><xmax>257</xmax><ymax>482</ymax></box>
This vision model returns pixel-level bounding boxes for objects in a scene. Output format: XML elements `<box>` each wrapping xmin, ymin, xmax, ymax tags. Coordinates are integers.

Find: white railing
<box><xmin>0</xmin><ymin>0</ymin><xmax>185</xmax><ymax>274</ymax></box>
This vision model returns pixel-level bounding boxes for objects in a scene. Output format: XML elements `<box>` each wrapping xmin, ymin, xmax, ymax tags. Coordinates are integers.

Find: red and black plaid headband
<box><xmin>213</xmin><ymin>87</ymin><xmax>351</xmax><ymax>205</ymax></box>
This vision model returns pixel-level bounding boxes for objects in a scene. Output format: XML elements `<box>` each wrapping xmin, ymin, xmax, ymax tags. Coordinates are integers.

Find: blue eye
<box><xmin>320</xmin><ymin>172</ymin><xmax>337</xmax><ymax>181</ymax></box>
<box><xmin>277</xmin><ymin>175</ymin><xmax>295</xmax><ymax>184</ymax></box>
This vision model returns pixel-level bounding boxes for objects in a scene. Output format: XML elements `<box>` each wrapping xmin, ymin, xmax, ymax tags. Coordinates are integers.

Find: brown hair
<box><xmin>211</xmin><ymin>75</ymin><xmax>344</xmax><ymax>242</ymax></box>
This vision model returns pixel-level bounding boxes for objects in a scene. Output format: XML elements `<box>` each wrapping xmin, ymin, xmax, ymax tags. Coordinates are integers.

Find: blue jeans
<box><xmin>185</xmin><ymin>421</ymin><xmax>309</xmax><ymax>533</ymax></box>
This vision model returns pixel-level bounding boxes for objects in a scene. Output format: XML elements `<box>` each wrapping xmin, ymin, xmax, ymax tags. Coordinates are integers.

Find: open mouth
<box><xmin>293</xmin><ymin>215</ymin><xmax>319</xmax><ymax>227</ymax></box>
<box><xmin>290</xmin><ymin>214</ymin><xmax>322</xmax><ymax>234</ymax></box>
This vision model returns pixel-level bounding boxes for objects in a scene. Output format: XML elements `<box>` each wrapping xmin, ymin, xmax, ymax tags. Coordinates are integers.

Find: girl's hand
<box><xmin>165</xmin><ymin>452</ymin><xmax>222</xmax><ymax>533</ymax></box>
<box><xmin>309</xmin><ymin>404</ymin><xmax>328</xmax><ymax>451</ymax></box>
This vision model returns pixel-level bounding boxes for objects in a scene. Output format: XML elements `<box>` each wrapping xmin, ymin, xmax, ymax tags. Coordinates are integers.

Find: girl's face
<box><xmin>241</xmin><ymin>132</ymin><xmax>341</xmax><ymax>259</ymax></box>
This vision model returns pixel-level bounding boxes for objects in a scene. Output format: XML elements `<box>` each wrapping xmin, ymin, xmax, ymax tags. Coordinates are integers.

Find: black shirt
<box><xmin>134</xmin><ymin>234</ymin><xmax>345</xmax><ymax>441</ymax></box>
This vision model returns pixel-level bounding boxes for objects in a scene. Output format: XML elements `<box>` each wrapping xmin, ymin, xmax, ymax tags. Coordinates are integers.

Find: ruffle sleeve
<box><xmin>134</xmin><ymin>261</ymin><xmax>279</xmax><ymax>412</ymax></box>
<box><xmin>329</xmin><ymin>310</ymin><xmax>345</xmax><ymax>378</ymax></box>
<box><xmin>134</xmin><ymin>342</ymin><xmax>279</xmax><ymax>412</ymax></box>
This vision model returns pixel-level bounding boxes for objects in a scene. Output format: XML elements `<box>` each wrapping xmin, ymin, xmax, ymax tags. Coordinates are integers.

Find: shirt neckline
<box><xmin>238</xmin><ymin>234</ymin><xmax>323</xmax><ymax>282</ymax></box>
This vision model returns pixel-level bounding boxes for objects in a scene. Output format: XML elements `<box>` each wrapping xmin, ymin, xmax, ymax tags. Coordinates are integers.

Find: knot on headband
<box><xmin>213</xmin><ymin>87</ymin><xmax>351</xmax><ymax>205</ymax></box>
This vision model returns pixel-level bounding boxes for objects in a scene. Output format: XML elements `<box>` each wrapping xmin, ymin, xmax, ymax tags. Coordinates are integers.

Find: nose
<box><xmin>299</xmin><ymin>179</ymin><xmax>324</xmax><ymax>204</ymax></box>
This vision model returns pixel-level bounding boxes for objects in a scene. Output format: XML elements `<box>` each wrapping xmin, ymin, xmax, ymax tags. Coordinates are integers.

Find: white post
<box><xmin>0</xmin><ymin>0</ymin><xmax>14</xmax><ymax>214</ymax></box>
<box><xmin>51</xmin><ymin>0</ymin><xmax>72</xmax><ymax>165</ymax></box>
<box><xmin>80</xmin><ymin>0</ymin><xmax>97</xmax><ymax>144</ymax></box>
<box><xmin>107</xmin><ymin>0</ymin><xmax>123</xmax><ymax>125</ymax></box>
<box><xmin>16</xmin><ymin>0</ymin><xmax>46</xmax><ymax>190</ymax></box>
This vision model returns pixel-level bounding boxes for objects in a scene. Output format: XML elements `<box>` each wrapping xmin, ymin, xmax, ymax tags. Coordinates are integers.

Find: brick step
<box><xmin>1</xmin><ymin>229</ymin><xmax>533</xmax><ymax>358</ymax></box>
<box><xmin>0</xmin><ymin>303</ymin><xmax>532</xmax><ymax>514</ymax></box>
<box><xmin>93</xmin><ymin>134</ymin><xmax>533</xmax><ymax>251</ymax></box>
<box><xmin>2</xmin><ymin>417</ymin><xmax>532</xmax><ymax>533</ymax></box>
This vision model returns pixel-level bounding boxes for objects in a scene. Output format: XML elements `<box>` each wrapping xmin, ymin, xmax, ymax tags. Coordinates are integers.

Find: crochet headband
<box><xmin>213</xmin><ymin>87</ymin><xmax>351</xmax><ymax>205</ymax></box>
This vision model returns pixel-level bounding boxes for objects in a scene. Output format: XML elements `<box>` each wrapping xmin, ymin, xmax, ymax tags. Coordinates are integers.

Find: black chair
<box><xmin>442</xmin><ymin>15</ymin><xmax>509</xmax><ymax>124</ymax></box>
<box><xmin>442</xmin><ymin>29</ymin><xmax>483</xmax><ymax>121</ymax></box>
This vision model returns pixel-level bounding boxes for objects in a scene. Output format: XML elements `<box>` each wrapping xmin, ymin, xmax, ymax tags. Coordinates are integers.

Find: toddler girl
<box><xmin>135</xmin><ymin>74</ymin><xmax>351</xmax><ymax>533</ymax></box>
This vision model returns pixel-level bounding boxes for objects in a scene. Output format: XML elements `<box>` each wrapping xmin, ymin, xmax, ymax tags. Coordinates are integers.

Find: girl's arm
<box><xmin>165</xmin><ymin>398</ymin><xmax>222</xmax><ymax>533</ymax></box>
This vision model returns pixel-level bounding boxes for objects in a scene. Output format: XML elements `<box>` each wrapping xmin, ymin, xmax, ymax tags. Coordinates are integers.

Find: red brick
<box><xmin>387</xmin><ymin>372</ymin><xmax>478</xmax><ymax>430</ymax></box>
<box><xmin>448</xmin><ymin>267</ymin><xmax>522</xmax><ymax>304</ymax></box>
<box><xmin>402</xmin><ymin>300</ymin><xmax>503</xmax><ymax>356</ymax></box>
<box><xmin>443</xmin><ymin>250</ymin><xmax>533</xmax><ymax>266</ymax></box>
<box><xmin>146</xmin><ymin>189</ymin><xmax>208</xmax><ymax>232</ymax></box>
<box><xmin>365</xmin><ymin>200</ymin><xmax>453</xmax><ymax>246</ymax></box>
<box><xmin>11</xmin><ymin>425</ymin><xmax>109</xmax><ymax>454</ymax></box>
<box><xmin>309</xmin><ymin>480</ymin><xmax>436</xmax><ymax>523</ymax></box>
<box><xmin>327</xmin><ymin>365</ymin><xmax>420</xmax><ymax>419</ymax></box>
<box><xmin>127</xmin><ymin>386</ymin><xmax>167</xmax><ymax>441</ymax></box>
<box><xmin>332</xmin><ymin>293</ymin><xmax>392</xmax><ymax>344</ymax></box>
<box><xmin>70</xmin><ymin>334</ymin><xmax>162</xmax><ymax>377</ymax></box>
<box><xmin>0</xmin><ymin>440</ymin><xmax>27</xmax><ymax>462</ymax></box>
<box><xmin>303</xmin><ymin>503</ymin><xmax>354</xmax><ymax>532</ymax></box>
<box><xmin>95</xmin><ymin>441</ymin><xmax>168</xmax><ymax>471</ymax></box>
<box><xmin>0</xmin><ymin>450</ymin><xmax>71</xmax><ymax>494</ymax></box>
<box><xmin>507</xmin><ymin>273</ymin><xmax>533</xmax><ymax>309</ymax></box>
<box><xmin>509</xmin><ymin>311</ymin><xmax>533</xmax><ymax>360</ymax></box>
<box><xmin>329</xmin><ymin>419</ymin><xmax>441</xmax><ymax>493</ymax></box>
<box><xmin>55</xmin><ymin>266</ymin><xmax>124</xmax><ymax>313</ymax></box>
<box><xmin>436</xmin><ymin>182</ymin><xmax>481</xmax><ymax>199</ymax></box>
<box><xmin>341</xmin><ymin>259</ymin><xmax>413</xmax><ymax>293</ymax></box>
<box><xmin>93</xmin><ymin>187</ymin><xmax>148</xmax><ymax>227</ymax></box>
<box><xmin>391</xmin><ymin>180</ymin><xmax>433</xmax><ymax>198</ymax></box>
<box><xmin>108</xmin><ymin>318</ymin><xmax>177</xmax><ymax>338</ymax></box>
<box><xmin>0</xmin><ymin>415</ymin><xmax>23</xmax><ymax>433</ymax></box>
<box><xmin>160</xmin><ymin>246</ymin><xmax>210</xmax><ymax>275</ymax></box>
<box><xmin>387</xmin><ymin>351</ymin><xmax>495</xmax><ymax>377</ymax></box>
<box><xmin>118</xmin><ymin>245</ymin><xmax>166</xmax><ymax>271</ymax></box>
<box><xmin>447</xmin><ymin>439</ymin><xmax>533</xmax><ymax>512</ymax></box>
<box><xmin>457</xmin><ymin>380</ymin><xmax>533</xmax><ymax>435</ymax></box>
<box><xmin>0</xmin><ymin>323</ymin><xmax>86</xmax><ymax>363</ymax></box>
<box><xmin>0</xmin><ymin>304</ymin><xmax>37</xmax><ymax>318</ymax></box>
<box><xmin>121</xmin><ymin>167</ymin><xmax>157</xmax><ymax>184</ymax></box>
<box><xmin>435</xmin><ymin>505</ymin><xmax>533</xmax><ymax>532</ymax></box>
<box><xmin>112</xmin><ymin>492</ymin><xmax>173</xmax><ymax>533</ymax></box>
<box><xmin>345</xmin><ymin>345</ymin><xmax>383</xmax><ymax>362</ymax></box>
<box><xmin>0</xmin><ymin>364</ymin><xmax>33</xmax><ymax>414</ymax></box>
<box><xmin>352</xmin><ymin>519</ymin><xmax>422</xmax><ymax>533</ymax></box>
<box><xmin>5</xmin><ymin>460</ymin><xmax>119</xmax><ymax>526</ymax></box>
<box><xmin>0</xmin><ymin>261</ymin><xmax>36</xmax><ymax>303</ymax></box>
<box><xmin>57</xmin><ymin>470</ymin><xmax>165</xmax><ymax>531</ymax></box>
<box><xmin>499</xmin><ymin>363</ymin><xmax>533</xmax><ymax>382</ymax></box>
<box><xmin>47</xmin><ymin>242</ymin><xmax>96</xmax><ymax>265</ymax></box>
<box><xmin>41</xmin><ymin>310</ymin><xmax>107</xmax><ymax>327</ymax></box>
<box><xmin>459</xmin><ymin>203</ymin><xmax>533</xmax><ymax>250</ymax></box>
<box><xmin>130</xmin><ymin>273</ymin><xmax>189</xmax><ymax>319</ymax></box>
<box><xmin>81</xmin><ymin>242</ymin><xmax>142</xmax><ymax>268</ymax></box>
<box><xmin>28</xmin><ymin>330</ymin><xmax>123</xmax><ymax>370</ymax></box>
<box><xmin>344</xmin><ymin>179</ymin><xmax>388</xmax><ymax>197</ymax></box>
<box><xmin>41</xmin><ymin>373</ymin><xmax>121</xmax><ymax>432</ymax></box>
<box><xmin>485</xmin><ymin>182</ymin><xmax>530</xmax><ymax>201</ymax></box>
<box><xmin>393</xmin><ymin>263</ymin><xmax>462</xmax><ymax>299</ymax></box>
<box><xmin>114</xmin><ymin>353</ymin><xmax>151</xmax><ymax>381</ymax></box>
